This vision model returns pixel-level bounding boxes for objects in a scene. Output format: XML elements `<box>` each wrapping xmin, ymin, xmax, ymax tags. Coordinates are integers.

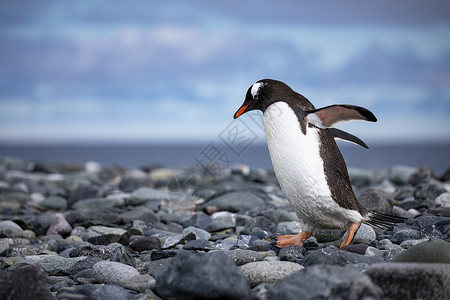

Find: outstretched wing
<box><xmin>305</xmin><ymin>104</ymin><xmax>376</xmax><ymax>148</ymax></box>
<box><xmin>306</xmin><ymin>104</ymin><xmax>377</xmax><ymax>128</ymax></box>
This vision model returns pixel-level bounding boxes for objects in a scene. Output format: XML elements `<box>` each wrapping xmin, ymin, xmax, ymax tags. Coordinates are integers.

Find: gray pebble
<box><xmin>240</xmin><ymin>261</ymin><xmax>304</xmax><ymax>287</ymax></box>
<box><xmin>40</xmin><ymin>196</ymin><xmax>68</xmax><ymax>210</ymax></box>
<box><xmin>93</xmin><ymin>261</ymin><xmax>140</xmax><ymax>283</ymax></box>
<box><xmin>0</xmin><ymin>220</ymin><xmax>25</xmax><ymax>238</ymax></box>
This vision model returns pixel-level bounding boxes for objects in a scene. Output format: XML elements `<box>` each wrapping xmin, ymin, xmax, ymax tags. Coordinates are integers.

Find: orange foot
<box><xmin>276</xmin><ymin>231</ymin><xmax>312</xmax><ymax>248</ymax></box>
<box><xmin>339</xmin><ymin>222</ymin><xmax>361</xmax><ymax>248</ymax></box>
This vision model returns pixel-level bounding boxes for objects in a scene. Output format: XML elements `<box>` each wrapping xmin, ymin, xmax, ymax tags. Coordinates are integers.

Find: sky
<box><xmin>1</xmin><ymin>1</ymin><xmax>450</xmax><ymax>144</ymax></box>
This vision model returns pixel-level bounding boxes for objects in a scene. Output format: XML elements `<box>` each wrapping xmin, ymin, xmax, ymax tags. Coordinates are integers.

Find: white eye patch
<box><xmin>250</xmin><ymin>82</ymin><xmax>263</xmax><ymax>99</ymax></box>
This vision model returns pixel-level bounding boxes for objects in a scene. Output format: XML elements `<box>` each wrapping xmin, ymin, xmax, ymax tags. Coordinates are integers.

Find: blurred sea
<box><xmin>0</xmin><ymin>142</ymin><xmax>449</xmax><ymax>175</ymax></box>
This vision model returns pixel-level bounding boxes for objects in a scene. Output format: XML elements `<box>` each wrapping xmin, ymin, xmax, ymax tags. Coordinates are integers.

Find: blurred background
<box><xmin>0</xmin><ymin>1</ymin><xmax>449</xmax><ymax>172</ymax></box>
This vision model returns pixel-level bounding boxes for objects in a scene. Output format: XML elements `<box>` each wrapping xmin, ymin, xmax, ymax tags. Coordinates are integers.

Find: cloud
<box><xmin>0</xmin><ymin>1</ymin><xmax>449</xmax><ymax>143</ymax></box>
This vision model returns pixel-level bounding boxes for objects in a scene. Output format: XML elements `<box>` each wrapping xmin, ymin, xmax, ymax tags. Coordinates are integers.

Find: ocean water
<box><xmin>0</xmin><ymin>142</ymin><xmax>449</xmax><ymax>175</ymax></box>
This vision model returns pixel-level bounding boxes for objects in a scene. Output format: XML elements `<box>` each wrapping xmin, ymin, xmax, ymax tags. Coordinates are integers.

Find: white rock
<box><xmin>436</xmin><ymin>192</ymin><xmax>450</xmax><ymax>207</ymax></box>
<box><xmin>240</xmin><ymin>261</ymin><xmax>304</xmax><ymax>287</ymax></box>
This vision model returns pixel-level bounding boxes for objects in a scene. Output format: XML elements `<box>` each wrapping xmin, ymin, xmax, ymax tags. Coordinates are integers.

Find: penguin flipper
<box><xmin>328</xmin><ymin>128</ymin><xmax>369</xmax><ymax>149</ymax></box>
<box><xmin>306</xmin><ymin>104</ymin><xmax>377</xmax><ymax>128</ymax></box>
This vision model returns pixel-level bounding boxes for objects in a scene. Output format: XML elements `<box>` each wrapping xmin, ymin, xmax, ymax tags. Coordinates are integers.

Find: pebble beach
<box><xmin>1</xmin><ymin>155</ymin><xmax>450</xmax><ymax>299</ymax></box>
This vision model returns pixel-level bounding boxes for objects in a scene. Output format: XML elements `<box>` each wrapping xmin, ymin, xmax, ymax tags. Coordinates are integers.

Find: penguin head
<box><xmin>234</xmin><ymin>79</ymin><xmax>311</xmax><ymax>119</ymax></box>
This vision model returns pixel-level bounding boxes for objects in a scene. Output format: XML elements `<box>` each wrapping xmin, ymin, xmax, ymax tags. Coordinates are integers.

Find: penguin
<box><xmin>233</xmin><ymin>79</ymin><xmax>404</xmax><ymax>248</ymax></box>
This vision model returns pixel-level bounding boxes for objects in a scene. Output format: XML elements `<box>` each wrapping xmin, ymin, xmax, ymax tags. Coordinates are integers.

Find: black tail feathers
<box><xmin>364</xmin><ymin>212</ymin><xmax>407</xmax><ymax>229</ymax></box>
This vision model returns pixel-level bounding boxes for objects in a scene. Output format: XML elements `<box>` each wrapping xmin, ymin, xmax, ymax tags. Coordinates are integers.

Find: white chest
<box><xmin>262</xmin><ymin>102</ymin><xmax>361</xmax><ymax>229</ymax></box>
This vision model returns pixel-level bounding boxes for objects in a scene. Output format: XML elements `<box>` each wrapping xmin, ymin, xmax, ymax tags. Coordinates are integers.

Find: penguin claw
<box><xmin>276</xmin><ymin>232</ymin><xmax>312</xmax><ymax>248</ymax></box>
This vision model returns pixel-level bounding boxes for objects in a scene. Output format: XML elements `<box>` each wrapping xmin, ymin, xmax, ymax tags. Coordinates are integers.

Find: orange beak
<box><xmin>233</xmin><ymin>104</ymin><xmax>249</xmax><ymax>119</ymax></box>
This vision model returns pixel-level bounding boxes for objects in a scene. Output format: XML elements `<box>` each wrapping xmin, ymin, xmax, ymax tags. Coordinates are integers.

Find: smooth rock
<box><xmin>120</xmin><ymin>207</ymin><xmax>160</xmax><ymax>224</ymax></box>
<box><xmin>394</xmin><ymin>239</ymin><xmax>450</xmax><ymax>263</ymax></box>
<box><xmin>314</xmin><ymin>229</ymin><xmax>345</xmax><ymax>243</ymax></box>
<box><xmin>226</xmin><ymin>249</ymin><xmax>270</xmax><ymax>266</ymax></box>
<box><xmin>182</xmin><ymin>226</ymin><xmax>211</xmax><ymax>241</ymax></box>
<box><xmin>242</xmin><ymin>216</ymin><xmax>276</xmax><ymax>234</ymax></box>
<box><xmin>150</xmin><ymin>249</ymin><xmax>178</xmax><ymax>261</ymax></box>
<box><xmin>240</xmin><ymin>261</ymin><xmax>304</xmax><ymax>287</ymax></box>
<box><xmin>65</xmin><ymin>211</ymin><xmax>121</xmax><ymax>227</ymax></box>
<box><xmin>248</xmin><ymin>239</ymin><xmax>272</xmax><ymax>252</ymax></box>
<box><xmin>398</xmin><ymin>238</ymin><xmax>426</xmax><ymax>250</ymax></box>
<box><xmin>352</xmin><ymin>223</ymin><xmax>376</xmax><ymax>243</ymax></box>
<box><xmin>37</xmin><ymin>256</ymin><xmax>86</xmax><ymax>275</ymax></box>
<box><xmin>267</xmin><ymin>264</ymin><xmax>382</xmax><ymax>300</ymax></box>
<box><xmin>129</xmin><ymin>236</ymin><xmax>162</xmax><ymax>252</ymax></box>
<box><xmin>276</xmin><ymin>221</ymin><xmax>302</xmax><ymax>235</ymax></box>
<box><xmin>162</xmin><ymin>232</ymin><xmax>196</xmax><ymax>249</ymax></box>
<box><xmin>260</xmin><ymin>209</ymin><xmax>297</xmax><ymax>224</ymax></box>
<box><xmin>183</xmin><ymin>239</ymin><xmax>212</xmax><ymax>251</ymax></box>
<box><xmin>436</xmin><ymin>192</ymin><xmax>450</xmax><ymax>208</ymax></box>
<box><xmin>40</xmin><ymin>196</ymin><xmax>68</xmax><ymax>210</ymax></box>
<box><xmin>302</xmin><ymin>247</ymin><xmax>384</xmax><ymax>267</ymax></box>
<box><xmin>341</xmin><ymin>243</ymin><xmax>370</xmax><ymax>255</ymax></box>
<box><xmin>46</xmin><ymin>213</ymin><xmax>72</xmax><ymax>236</ymax></box>
<box><xmin>0</xmin><ymin>239</ymin><xmax>10</xmax><ymax>254</ymax></box>
<box><xmin>0</xmin><ymin>220</ymin><xmax>25</xmax><ymax>238</ymax></box>
<box><xmin>0</xmin><ymin>265</ymin><xmax>54</xmax><ymax>300</ymax></box>
<box><xmin>387</xmin><ymin>165</ymin><xmax>416</xmax><ymax>185</ymax></box>
<box><xmin>119</xmin><ymin>274</ymin><xmax>156</xmax><ymax>293</ymax></box>
<box><xmin>183</xmin><ymin>211</ymin><xmax>214</xmax><ymax>230</ymax></box>
<box><xmin>143</xmin><ymin>257</ymin><xmax>173</xmax><ymax>278</ymax></box>
<box><xmin>367</xmin><ymin>262</ymin><xmax>450</xmax><ymax>300</ymax></box>
<box><xmin>67</xmin><ymin>256</ymin><xmax>102</xmax><ymax>276</ymax></box>
<box><xmin>130</xmin><ymin>187</ymin><xmax>169</xmax><ymax>203</ymax></box>
<box><xmin>204</xmin><ymin>191</ymin><xmax>265</xmax><ymax>213</ymax></box>
<box><xmin>358</xmin><ymin>187</ymin><xmax>393</xmax><ymax>214</ymax></box>
<box><xmin>90</xmin><ymin>284</ymin><xmax>134</xmax><ymax>300</ymax></box>
<box><xmin>156</xmin><ymin>251</ymin><xmax>251</xmax><ymax>300</ymax></box>
<box><xmin>348</xmin><ymin>168</ymin><xmax>375</xmax><ymax>187</ymax></box>
<box><xmin>93</xmin><ymin>261</ymin><xmax>140</xmax><ymax>284</ymax></box>
<box><xmin>72</xmin><ymin>197</ymin><xmax>124</xmax><ymax>211</ymax></box>
<box><xmin>87</xmin><ymin>226</ymin><xmax>126</xmax><ymax>236</ymax></box>
<box><xmin>68</xmin><ymin>185</ymin><xmax>100</xmax><ymax>207</ymax></box>
<box><xmin>391</xmin><ymin>228</ymin><xmax>422</xmax><ymax>244</ymax></box>
<box><xmin>87</xmin><ymin>234</ymin><xmax>121</xmax><ymax>246</ymax></box>
<box><xmin>209</xmin><ymin>211</ymin><xmax>236</xmax><ymax>229</ymax></box>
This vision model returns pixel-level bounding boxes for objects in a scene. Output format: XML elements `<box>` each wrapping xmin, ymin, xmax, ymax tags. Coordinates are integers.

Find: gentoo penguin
<box><xmin>234</xmin><ymin>79</ymin><xmax>404</xmax><ymax>248</ymax></box>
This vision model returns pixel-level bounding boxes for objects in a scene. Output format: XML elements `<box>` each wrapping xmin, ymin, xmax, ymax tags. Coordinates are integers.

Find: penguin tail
<box><xmin>363</xmin><ymin>212</ymin><xmax>407</xmax><ymax>229</ymax></box>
